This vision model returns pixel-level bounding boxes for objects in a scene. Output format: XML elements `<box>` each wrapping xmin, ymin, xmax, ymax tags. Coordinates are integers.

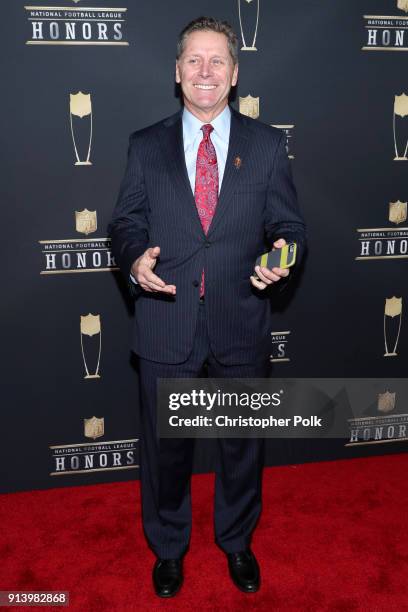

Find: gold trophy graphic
<box><xmin>384</xmin><ymin>297</ymin><xmax>402</xmax><ymax>357</ymax></box>
<box><xmin>69</xmin><ymin>91</ymin><xmax>93</xmax><ymax>166</ymax></box>
<box><xmin>80</xmin><ymin>314</ymin><xmax>102</xmax><ymax>378</ymax></box>
<box><xmin>393</xmin><ymin>94</ymin><xmax>408</xmax><ymax>161</ymax></box>
<box><xmin>238</xmin><ymin>0</ymin><xmax>260</xmax><ymax>51</ymax></box>
<box><xmin>239</xmin><ymin>95</ymin><xmax>259</xmax><ymax>119</ymax></box>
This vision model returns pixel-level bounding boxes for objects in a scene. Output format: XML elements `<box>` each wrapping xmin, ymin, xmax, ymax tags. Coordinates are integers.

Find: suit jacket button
<box><xmin>192</xmin><ymin>280</ymin><xmax>199</xmax><ymax>287</ymax></box>
<box><xmin>205</xmin><ymin>241</ymin><xmax>211</xmax><ymax>248</ymax></box>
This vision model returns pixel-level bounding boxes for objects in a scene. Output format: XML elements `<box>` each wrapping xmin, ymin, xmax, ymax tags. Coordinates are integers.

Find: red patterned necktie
<box><xmin>194</xmin><ymin>124</ymin><xmax>219</xmax><ymax>297</ymax></box>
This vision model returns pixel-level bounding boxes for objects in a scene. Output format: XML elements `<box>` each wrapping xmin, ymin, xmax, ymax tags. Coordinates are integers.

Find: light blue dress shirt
<box><xmin>130</xmin><ymin>106</ymin><xmax>231</xmax><ymax>283</ymax></box>
<box><xmin>182</xmin><ymin>105</ymin><xmax>231</xmax><ymax>194</ymax></box>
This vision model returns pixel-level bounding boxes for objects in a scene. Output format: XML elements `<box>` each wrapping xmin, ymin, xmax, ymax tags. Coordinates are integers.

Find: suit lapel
<box><xmin>158</xmin><ymin>112</ymin><xmax>205</xmax><ymax>237</ymax></box>
<box><xmin>207</xmin><ymin>109</ymin><xmax>250</xmax><ymax>237</ymax></box>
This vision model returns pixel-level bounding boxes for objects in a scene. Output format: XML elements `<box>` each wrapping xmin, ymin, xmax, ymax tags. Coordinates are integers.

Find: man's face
<box><xmin>175</xmin><ymin>30</ymin><xmax>238</xmax><ymax>120</ymax></box>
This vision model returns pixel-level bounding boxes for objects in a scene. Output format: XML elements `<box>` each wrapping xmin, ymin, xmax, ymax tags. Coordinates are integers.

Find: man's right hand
<box><xmin>131</xmin><ymin>246</ymin><xmax>176</xmax><ymax>295</ymax></box>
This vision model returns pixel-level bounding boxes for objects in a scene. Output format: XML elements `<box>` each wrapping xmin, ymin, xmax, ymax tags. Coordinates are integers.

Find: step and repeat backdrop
<box><xmin>2</xmin><ymin>0</ymin><xmax>407</xmax><ymax>493</ymax></box>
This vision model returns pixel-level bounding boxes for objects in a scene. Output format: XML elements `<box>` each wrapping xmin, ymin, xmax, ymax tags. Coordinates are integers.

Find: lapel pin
<box><xmin>233</xmin><ymin>156</ymin><xmax>242</xmax><ymax>169</ymax></box>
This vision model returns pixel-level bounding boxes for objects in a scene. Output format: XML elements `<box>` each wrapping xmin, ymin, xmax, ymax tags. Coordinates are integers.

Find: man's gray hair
<box><xmin>176</xmin><ymin>16</ymin><xmax>239</xmax><ymax>65</ymax></box>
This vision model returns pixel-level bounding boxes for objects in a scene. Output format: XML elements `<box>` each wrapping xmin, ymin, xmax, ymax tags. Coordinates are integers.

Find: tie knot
<box><xmin>201</xmin><ymin>124</ymin><xmax>214</xmax><ymax>138</ymax></box>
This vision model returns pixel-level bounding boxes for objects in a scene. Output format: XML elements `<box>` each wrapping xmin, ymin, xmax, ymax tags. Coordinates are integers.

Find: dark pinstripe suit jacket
<box><xmin>109</xmin><ymin>106</ymin><xmax>306</xmax><ymax>365</ymax></box>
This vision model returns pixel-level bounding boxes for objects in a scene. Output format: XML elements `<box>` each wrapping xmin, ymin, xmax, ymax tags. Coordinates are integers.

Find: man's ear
<box><xmin>232</xmin><ymin>63</ymin><xmax>239</xmax><ymax>87</ymax></box>
<box><xmin>175</xmin><ymin>61</ymin><xmax>181</xmax><ymax>84</ymax></box>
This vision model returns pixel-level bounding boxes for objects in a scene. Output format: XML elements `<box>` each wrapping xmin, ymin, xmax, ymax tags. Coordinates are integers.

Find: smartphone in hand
<box><xmin>253</xmin><ymin>242</ymin><xmax>297</xmax><ymax>280</ymax></box>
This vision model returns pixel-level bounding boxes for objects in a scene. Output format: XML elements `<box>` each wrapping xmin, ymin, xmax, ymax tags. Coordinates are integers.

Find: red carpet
<box><xmin>1</xmin><ymin>453</ymin><xmax>408</xmax><ymax>611</ymax></box>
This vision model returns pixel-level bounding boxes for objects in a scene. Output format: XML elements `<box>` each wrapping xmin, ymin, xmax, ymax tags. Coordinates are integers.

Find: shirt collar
<box><xmin>182</xmin><ymin>105</ymin><xmax>231</xmax><ymax>148</ymax></box>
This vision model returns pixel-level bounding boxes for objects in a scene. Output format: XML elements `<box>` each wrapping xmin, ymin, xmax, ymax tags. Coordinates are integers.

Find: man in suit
<box><xmin>109</xmin><ymin>16</ymin><xmax>306</xmax><ymax>597</ymax></box>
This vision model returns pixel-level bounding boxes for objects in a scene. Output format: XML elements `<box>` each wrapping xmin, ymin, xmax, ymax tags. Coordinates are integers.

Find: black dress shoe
<box><xmin>152</xmin><ymin>558</ymin><xmax>183</xmax><ymax>598</ymax></box>
<box><xmin>227</xmin><ymin>549</ymin><xmax>260</xmax><ymax>593</ymax></box>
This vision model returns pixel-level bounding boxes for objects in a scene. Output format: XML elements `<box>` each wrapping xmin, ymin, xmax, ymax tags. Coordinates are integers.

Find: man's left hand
<box><xmin>250</xmin><ymin>238</ymin><xmax>290</xmax><ymax>290</ymax></box>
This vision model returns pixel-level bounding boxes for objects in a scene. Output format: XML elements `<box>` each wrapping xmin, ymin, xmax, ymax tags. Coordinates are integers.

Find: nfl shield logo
<box><xmin>389</xmin><ymin>201</ymin><xmax>407</xmax><ymax>225</ymax></box>
<box><xmin>398</xmin><ymin>0</ymin><xmax>408</xmax><ymax>13</ymax></box>
<box><xmin>84</xmin><ymin>416</ymin><xmax>104</xmax><ymax>439</ymax></box>
<box><xmin>239</xmin><ymin>95</ymin><xmax>260</xmax><ymax>119</ymax></box>
<box><xmin>75</xmin><ymin>209</ymin><xmax>97</xmax><ymax>235</ymax></box>
<box><xmin>377</xmin><ymin>392</ymin><xmax>396</xmax><ymax>414</ymax></box>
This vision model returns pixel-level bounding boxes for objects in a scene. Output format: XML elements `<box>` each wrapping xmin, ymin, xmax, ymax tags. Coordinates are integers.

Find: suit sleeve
<box><xmin>264</xmin><ymin>132</ymin><xmax>307</xmax><ymax>292</ymax></box>
<box><xmin>108</xmin><ymin>134</ymin><xmax>150</xmax><ymax>297</ymax></box>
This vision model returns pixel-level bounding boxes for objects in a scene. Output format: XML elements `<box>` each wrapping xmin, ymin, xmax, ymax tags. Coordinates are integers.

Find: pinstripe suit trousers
<box><xmin>137</xmin><ymin>301</ymin><xmax>270</xmax><ymax>559</ymax></box>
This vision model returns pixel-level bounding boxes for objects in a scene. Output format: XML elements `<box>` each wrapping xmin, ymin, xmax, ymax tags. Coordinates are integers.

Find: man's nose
<box><xmin>199</xmin><ymin>60</ymin><xmax>212</xmax><ymax>77</ymax></box>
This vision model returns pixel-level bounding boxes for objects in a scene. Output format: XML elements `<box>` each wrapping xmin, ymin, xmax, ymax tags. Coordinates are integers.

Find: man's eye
<box><xmin>189</xmin><ymin>59</ymin><xmax>198</xmax><ymax>64</ymax></box>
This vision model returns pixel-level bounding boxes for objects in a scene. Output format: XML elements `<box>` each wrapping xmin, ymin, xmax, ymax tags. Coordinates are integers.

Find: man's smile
<box><xmin>193</xmin><ymin>84</ymin><xmax>217</xmax><ymax>90</ymax></box>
